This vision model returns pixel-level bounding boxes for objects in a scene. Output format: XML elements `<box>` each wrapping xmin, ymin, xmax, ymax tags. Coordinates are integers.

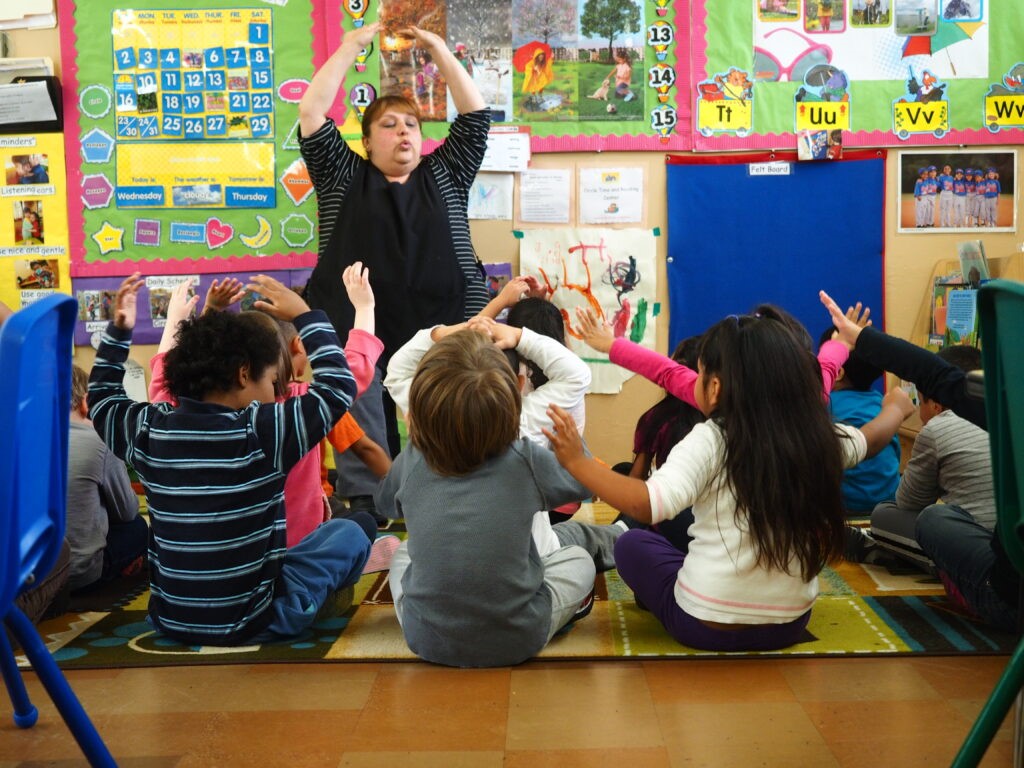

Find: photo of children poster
<box><xmin>76</xmin><ymin>289</ymin><xmax>116</xmax><ymax>323</ymax></box>
<box><xmin>14</xmin><ymin>259</ymin><xmax>59</xmax><ymax>291</ymax></box>
<box><xmin>851</xmin><ymin>0</ymin><xmax>890</xmax><ymax>27</ymax></box>
<box><xmin>13</xmin><ymin>200</ymin><xmax>44</xmax><ymax>244</ymax></box>
<box><xmin>5</xmin><ymin>154</ymin><xmax>50</xmax><ymax>186</ymax></box>
<box><xmin>897</xmin><ymin>149</ymin><xmax>1017</xmax><ymax>232</ymax></box>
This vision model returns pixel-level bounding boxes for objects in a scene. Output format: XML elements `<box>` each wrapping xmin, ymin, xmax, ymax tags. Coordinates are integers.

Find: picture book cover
<box><xmin>945</xmin><ymin>287</ymin><xmax>979</xmax><ymax>347</ymax></box>
<box><xmin>957</xmin><ymin>239</ymin><xmax>990</xmax><ymax>284</ymax></box>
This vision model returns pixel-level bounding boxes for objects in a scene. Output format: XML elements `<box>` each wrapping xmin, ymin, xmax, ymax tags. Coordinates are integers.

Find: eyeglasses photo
<box><xmin>753</xmin><ymin>27</ymin><xmax>835</xmax><ymax>82</ymax></box>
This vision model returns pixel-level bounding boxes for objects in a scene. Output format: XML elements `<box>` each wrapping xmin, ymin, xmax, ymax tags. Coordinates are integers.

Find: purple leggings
<box><xmin>614</xmin><ymin>529</ymin><xmax>811</xmax><ymax>652</ymax></box>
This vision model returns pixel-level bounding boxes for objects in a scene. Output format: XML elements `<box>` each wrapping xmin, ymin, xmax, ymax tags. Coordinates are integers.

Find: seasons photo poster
<box><xmin>327</xmin><ymin>0</ymin><xmax>689</xmax><ymax>151</ymax></box>
<box><xmin>518</xmin><ymin>227</ymin><xmax>657</xmax><ymax>393</ymax></box>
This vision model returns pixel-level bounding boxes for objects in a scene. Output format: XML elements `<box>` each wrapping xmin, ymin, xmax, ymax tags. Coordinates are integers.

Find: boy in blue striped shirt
<box><xmin>88</xmin><ymin>273</ymin><xmax>371</xmax><ymax>645</ymax></box>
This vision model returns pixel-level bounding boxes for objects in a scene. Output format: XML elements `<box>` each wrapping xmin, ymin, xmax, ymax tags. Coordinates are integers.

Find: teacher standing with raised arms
<box><xmin>298</xmin><ymin>22</ymin><xmax>491</xmax><ymax>523</ymax></box>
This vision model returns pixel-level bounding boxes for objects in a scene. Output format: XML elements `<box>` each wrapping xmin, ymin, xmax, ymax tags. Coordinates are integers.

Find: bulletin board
<box><xmin>693</xmin><ymin>0</ymin><xmax>1024</xmax><ymax>150</ymax></box>
<box><xmin>665</xmin><ymin>150</ymin><xmax>885</xmax><ymax>350</ymax></box>
<box><xmin>58</xmin><ymin>0</ymin><xmax>322</xmax><ymax>277</ymax></box>
<box><xmin>0</xmin><ymin>134</ymin><xmax>71</xmax><ymax>310</ymax></box>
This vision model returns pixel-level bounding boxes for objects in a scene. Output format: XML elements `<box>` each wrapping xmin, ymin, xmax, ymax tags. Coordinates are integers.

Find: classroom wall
<box><xmin>10</xmin><ymin>24</ymin><xmax>1023</xmax><ymax>465</ymax></box>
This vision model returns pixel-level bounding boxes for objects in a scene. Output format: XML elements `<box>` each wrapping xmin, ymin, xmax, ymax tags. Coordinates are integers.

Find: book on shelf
<box><xmin>945</xmin><ymin>288</ymin><xmax>979</xmax><ymax>347</ymax></box>
<box><xmin>957</xmin><ymin>240</ymin><xmax>990</xmax><ymax>285</ymax></box>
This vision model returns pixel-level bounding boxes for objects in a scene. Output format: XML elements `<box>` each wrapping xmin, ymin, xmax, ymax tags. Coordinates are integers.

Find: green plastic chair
<box><xmin>952</xmin><ymin>279</ymin><xmax>1024</xmax><ymax>767</ymax></box>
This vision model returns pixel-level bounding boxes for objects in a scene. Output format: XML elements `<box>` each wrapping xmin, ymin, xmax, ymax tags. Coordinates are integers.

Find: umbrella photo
<box><xmin>513</xmin><ymin>41</ymin><xmax>553</xmax><ymax>72</ymax></box>
<box><xmin>902</xmin><ymin>19</ymin><xmax>983</xmax><ymax>75</ymax></box>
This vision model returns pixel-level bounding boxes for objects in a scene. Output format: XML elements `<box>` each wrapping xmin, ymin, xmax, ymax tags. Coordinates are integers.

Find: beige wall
<box><xmin>13</xmin><ymin>24</ymin><xmax>1023</xmax><ymax>465</ymax></box>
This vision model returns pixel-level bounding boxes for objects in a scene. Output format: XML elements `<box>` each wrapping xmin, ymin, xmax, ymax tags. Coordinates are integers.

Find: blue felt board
<box><xmin>666</xmin><ymin>154</ymin><xmax>885</xmax><ymax>354</ymax></box>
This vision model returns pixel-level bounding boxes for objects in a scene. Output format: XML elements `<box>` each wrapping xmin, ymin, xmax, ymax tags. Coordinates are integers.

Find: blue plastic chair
<box><xmin>0</xmin><ymin>294</ymin><xmax>116</xmax><ymax>767</ymax></box>
<box><xmin>951</xmin><ymin>279</ymin><xmax>1024</xmax><ymax>767</ymax></box>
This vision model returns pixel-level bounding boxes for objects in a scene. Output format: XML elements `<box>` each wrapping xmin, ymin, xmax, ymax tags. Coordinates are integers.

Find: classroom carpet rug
<box><xmin>17</xmin><ymin>548</ymin><xmax>1016</xmax><ymax>670</ymax></box>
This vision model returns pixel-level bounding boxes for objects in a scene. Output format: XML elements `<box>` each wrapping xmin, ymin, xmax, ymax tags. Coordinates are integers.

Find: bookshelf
<box><xmin>897</xmin><ymin>250</ymin><xmax>1024</xmax><ymax>464</ymax></box>
<box><xmin>908</xmin><ymin>250</ymin><xmax>1024</xmax><ymax>351</ymax></box>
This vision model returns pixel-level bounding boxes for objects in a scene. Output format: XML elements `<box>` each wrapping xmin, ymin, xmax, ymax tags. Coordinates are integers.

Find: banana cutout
<box><xmin>239</xmin><ymin>215</ymin><xmax>272</xmax><ymax>250</ymax></box>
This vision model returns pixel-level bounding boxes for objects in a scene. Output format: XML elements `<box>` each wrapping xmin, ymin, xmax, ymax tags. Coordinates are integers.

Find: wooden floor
<box><xmin>0</xmin><ymin>655</ymin><xmax>1017</xmax><ymax>766</ymax></box>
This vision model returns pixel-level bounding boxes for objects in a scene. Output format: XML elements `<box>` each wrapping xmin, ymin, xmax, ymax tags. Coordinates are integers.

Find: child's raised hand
<box><xmin>496</xmin><ymin>276</ymin><xmax>529</xmax><ymax>308</ymax></box>
<box><xmin>342</xmin><ymin>261</ymin><xmax>375</xmax><ymax>310</ymax></box>
<box><xmin>882</xmin><ymin>386</ymin><xmax>915</xmax><ymax>420</ymax></box>
<box><xmin>521</xmin><ymin>274</ymin><xmax>551</xmax><ymax>301</ymax></box>
<box><xmin>542</xmin><ymin>404</ymin><xmax>585</xmax><ymax>469</ymax></box>
<box><xmin>845</xmin><ymin>301</ymin><xmax>873</xmax><ymax>330</ymax></box>
<box><xmin>113</xmin><ymin>272</ymin><xmax>145</xmax><ymax>330</ymax></box>
<box><xmin>203</xmin><ymin>277</ymin><xmax>245</xmax><ymax>314</ymax></box>
<box><xmin>166</xmin><ymin>278</ymin><xmax>199</xmax><ymax>328</ymax></box>
<box><xmin>247</xmin><ymin>274</ymin><xmax>309</xmax><ymax>321</ymax></box>
<box><xmin>819</xmin><ymin>290</ymin><xmax>865</xmax><ymax>349</ymax></box>
<box><xmin>575</xmin><ymin>307</ymin><xmax>614</xmax><ymax>353</ymax></box>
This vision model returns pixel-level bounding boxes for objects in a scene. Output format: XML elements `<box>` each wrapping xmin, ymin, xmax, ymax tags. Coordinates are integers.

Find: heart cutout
<box><xmin>206</xmin><ymin>217</ymin><xmax>234</xmax><ymax>249</ymax></box>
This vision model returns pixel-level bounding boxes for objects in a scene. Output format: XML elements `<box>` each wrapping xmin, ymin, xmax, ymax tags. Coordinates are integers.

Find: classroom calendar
<box><xmin>110</xmin><ymin>7</ymin><xmax>276</xmax><ymax>209</ymax></box>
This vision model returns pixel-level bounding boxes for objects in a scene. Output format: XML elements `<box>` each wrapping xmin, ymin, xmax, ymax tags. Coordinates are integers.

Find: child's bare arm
<box><xmin>348</xmin><ymin>434</ymin><xmax>392</xmax><ymax>478</ymax></box>
<box><xmin>157</xmin><ymin>278</ymin><xmax>198</xmax><ymax>354</ymax></box>
<box><xmin>543</xmin><ymin>405</ymin><xmax>653</xmax><ymax>522</ymax></box>
<box><xmin>343</xmin><ymin>260</ymin><xmax>375</xmax><ymax>335</ymax></box>
<box><xmin>859</xmin><ymin>387</ymin><xmax>914</xmax><ymax>458</ymax></box>
<box><xmin>478</xmin><ymin>276</ymin><xmax>529</xmax><ymax>319</ymax></box>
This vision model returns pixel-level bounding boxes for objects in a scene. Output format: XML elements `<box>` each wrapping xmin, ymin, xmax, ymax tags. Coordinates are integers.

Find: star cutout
<box><xmin>92</xmin><ymin>221</ymin><xmax>125</xmax><ymax>255</ymax></box>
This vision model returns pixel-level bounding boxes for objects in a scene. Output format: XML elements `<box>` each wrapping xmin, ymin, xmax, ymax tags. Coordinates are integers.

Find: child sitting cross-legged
<box><xmin>88</xmin><ymin>273</ymin><xmax>371</xmax><ymax>646</ymax></box>
<box><xmin>386</xmin><ymin>290</ymin><xmax>623</xmax><ymax>577</ymax></box>
<box><xmin>817</xmin><ymin>325</ymin><xmax>901</xmax><ymax>517</ymax></box>
<box><xmin>377</xmin><ymin>326</ymin><xmax>598</xmax><ymax>667</ymax></box>
<box><xmin>148</xmin><ymin>268</ymin><xmax>394</xmax><ymax>562</ymax></box>
<box><xmin>544</xmin><ymin>310</ymin><xmax>914</xmax><ymax>652</ymax></box>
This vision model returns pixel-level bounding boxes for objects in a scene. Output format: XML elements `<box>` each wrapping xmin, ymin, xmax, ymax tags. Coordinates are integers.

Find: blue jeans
<box><xmin>915</xmin><ymin>504</ymin><xmax>1018</xmax><ymax>632</ymax></box>
<box><xmin>614</xmin><ymin>530</ymin><xmax>811</xmax><ymax>652</ymax></box>
<box><xmin>252</xmin><ymin>518</ymin><xmax>371</xmax><ymax>642</ymax></box>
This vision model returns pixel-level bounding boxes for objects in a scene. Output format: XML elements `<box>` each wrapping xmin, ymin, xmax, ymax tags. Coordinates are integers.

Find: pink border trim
<box><xmin>59</xmin><ymin>0</ymin><xmax>321</xmax><ymax>277</ymax></box>
<box><xmin>689</xmin><ymin>1</ymin><xmax>1024</xmax><ymax>152</ymax></box>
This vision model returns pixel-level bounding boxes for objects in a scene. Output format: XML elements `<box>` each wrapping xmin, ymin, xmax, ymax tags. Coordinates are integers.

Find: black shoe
<box><xmin>844</xmin><ymin>526</ymin><xmax>880</xmax><ymax>563</ymax></box>
<box><xmin>348</xmin><ymin>495</ymin><xmax>391</xmax><ymax>530</ymax></box>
